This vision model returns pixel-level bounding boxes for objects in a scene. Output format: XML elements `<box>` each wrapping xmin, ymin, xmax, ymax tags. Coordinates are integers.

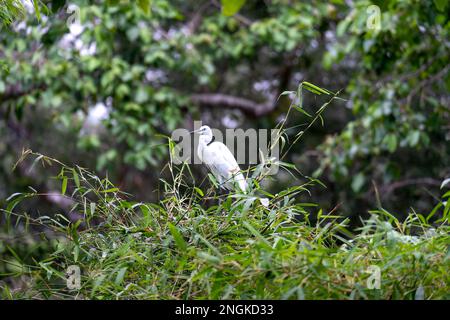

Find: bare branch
<box><xmin>380</xmin><ymin>177</ymin><xmax>441</xmax><ymax>198</ymax></box>
<box><xmin>190</xmin><ymin>93</ymin><xmax>275</xmax><ymax>117</ymax></box>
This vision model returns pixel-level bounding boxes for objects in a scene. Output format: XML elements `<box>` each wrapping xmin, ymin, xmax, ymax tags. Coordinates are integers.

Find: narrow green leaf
<box><xmin>90</xmin><ymin>202</ymin><xmax>96</xmax><ymax>216</ymax></box>
<box><xmin>72</xmin><ymin>169</ymin><xmax>80</xmax><ymax>188</ymax></box>
<box><xmin>33</xmin><ymin>0</ymin><xmax>41</xmax><ymax>22</ymax></box>
<box><xmin>208</xmin><ymin>173</ymin><xmax>219</xmax><ymax>188</ymax></box>
<box><xmin>168</xmin><ymin>223</ymin><xmax>187</xmax><ymax>251</ymax></box>
<box><xmin>194</xmin><ymin>187</ymin><xmax>204</xmax><ymax>197</ymax></box>
<box><xmin>277</xmin><ymin>90</ymin><xmax>295</xmax><ymax>102</ymax></box>
<box><xmin>115</xmin><ymin>267</ymin><xmax>128</xmax><ymax>285</ymax></box>
<box><xmin>61</xmin><ymin>177</ymin><xmax>68</xmax><ymax>195</ymax></box>
<box><xmin>302</xmin><ymin>81</ymin><xmax>333</xmax><ymax>95</ymax></box>
<box><xmin>197</xmin><ymin>251</ymin><xmax>221</xmax><ymax>265</ymax></box>
<box><xmin>243</xmin><ymin>221</ymin><xmax>271</xmax><ymax>248</ymax></box>
<box><xmin>6</xmin><ymin>193</ymin><xmax>22</xmax><ymax>201</ymax></box>
<box><xmin>100</xmin><ymin>188</ymin><xmax>119</xmax><ymax>193</ymax></box>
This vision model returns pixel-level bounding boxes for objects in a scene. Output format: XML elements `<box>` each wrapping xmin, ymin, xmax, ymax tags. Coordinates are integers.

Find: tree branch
<box><xmin>186</xmin><ymin>1</ymin><xmax>211</xmax><ymax>35</ymax></box>
<box><xmin>190</xmin><ymin>93</ymin><xmax>275</xmax><ymax>117</ymax></box>
<box><xmin>405</xmin><ymin>63</ymin><xmax>450</xmax><ymax>106</ymax></box>
<box><xmin>380</xmin><ymin>177</ymin><xmax>441</xmax><ymax>199</ymax></box>
<box><xmin>1</xmin><ymin>83</ymin><xmax>46</xmax><ymax>102</ymax></box>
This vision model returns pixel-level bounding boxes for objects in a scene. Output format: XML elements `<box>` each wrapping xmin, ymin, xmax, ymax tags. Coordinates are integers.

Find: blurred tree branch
<box><xmin>405</xmin><ymin>64</ymin><xmax>450</xmax><ymax>106</ymax></box>
<box><xmin>1</xmin><ymin>83</ymin><xmax>46</xmax><ymax>101</ymax></box>
<box><xmin>191</xmin><ymin>93</ymin><xmax>275</xmax><ymax>117</ymax></box>
<box><xmin>379</xmin><ymin>177</ymin><xmax>441</xmax><ymax>199</ymax></box>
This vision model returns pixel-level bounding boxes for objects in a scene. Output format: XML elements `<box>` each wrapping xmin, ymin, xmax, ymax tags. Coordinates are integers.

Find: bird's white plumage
<box><xmin>196</xmin><ymin>125</ymin><xmax>247</xmax><ymax>192</ymax></box>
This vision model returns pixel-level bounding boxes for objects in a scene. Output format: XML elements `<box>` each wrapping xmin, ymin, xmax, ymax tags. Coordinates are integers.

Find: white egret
<box><xmin>193</xmin><ymin>125</ymin><xmax>248</xmax><ymax>193</ymax></box>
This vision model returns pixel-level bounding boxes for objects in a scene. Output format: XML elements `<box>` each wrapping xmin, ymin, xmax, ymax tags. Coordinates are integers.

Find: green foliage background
<box><xmin>0</xmin><ymin>0</ymin><xmax>449</xmax><ymax>299</ymax></box>
<box><xmin>1</xmin><ymin>0</ymin><xmax>448</xmax><ymax>215</ymax></box>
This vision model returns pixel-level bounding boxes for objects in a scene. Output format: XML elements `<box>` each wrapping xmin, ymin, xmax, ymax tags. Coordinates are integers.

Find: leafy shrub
<box><xmin>1</xmin><ymin>83</ymin><xmax>448</xmax><ymax>299</ymax></box>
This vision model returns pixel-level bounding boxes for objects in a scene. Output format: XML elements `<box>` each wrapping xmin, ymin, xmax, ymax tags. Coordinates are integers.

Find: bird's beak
<box><xmin>189</xmin><ymin>129</ymin><xmax>201</xmax><ymax>134</ymax></box>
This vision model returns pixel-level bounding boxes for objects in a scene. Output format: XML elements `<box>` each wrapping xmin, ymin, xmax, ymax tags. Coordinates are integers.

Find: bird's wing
<box><xmin>210</xmin><ymin>142</ymin><xmax>247</xmax><ymax>191</ymax></box>
<box><xmin>211</xmin><ymin>142</ymin><xmax>240</xmax><ymax>174</ymax></box>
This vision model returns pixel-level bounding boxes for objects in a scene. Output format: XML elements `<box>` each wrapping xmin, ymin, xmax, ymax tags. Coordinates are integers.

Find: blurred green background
<box><xmin>0</xmin><ymin>0</ymin><xmax>449</xmax><ymax>222</ymax></box>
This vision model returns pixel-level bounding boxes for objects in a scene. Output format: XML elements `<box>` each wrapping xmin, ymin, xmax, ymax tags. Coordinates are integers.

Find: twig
<box><xmin>405</xmin><ymin>64</ymin><xmax>450</xmax><ymax>106</ymax></box>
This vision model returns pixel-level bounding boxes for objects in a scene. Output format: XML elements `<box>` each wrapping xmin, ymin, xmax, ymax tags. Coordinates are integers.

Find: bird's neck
<box><xmin>199</xmin><ymin>135</ymin><xmax>213</xmax><ymax>146</ymax></box>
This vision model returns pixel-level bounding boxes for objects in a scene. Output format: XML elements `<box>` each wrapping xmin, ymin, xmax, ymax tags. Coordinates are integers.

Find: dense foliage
<box><xmin>1</xmin><ymin>0</ymin><xmax>448</xmax><ymax>216</ymax></box>
<box><xmin>318</xmin><ymin>0</ymin><xmax>450</xmax><ymax>214</ymax></box>
<box><xmin>1</xmin><ymin>151</ymin><xmax>449</xmax><ymax>299</ymax></box>
<box><xmin>0</xmin><ymin>0</ymin><xmax>449</xmax><ymax>300</ymax></box>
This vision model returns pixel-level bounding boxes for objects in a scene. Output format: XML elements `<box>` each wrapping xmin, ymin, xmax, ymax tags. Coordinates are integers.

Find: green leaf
<box><xmin>242</xmin><ymin>221</ymin><xmax>271</xmax><ymax>248</ymax></box>
<box><xmin>73</xmin><ymin>245</ymin><xmax>79</xmax><ymax>262</ymax></box>
<box><xmin>90</xmin><ymin>202</ymin><xmax>96</xmax><ymax>216</ymax></box>
<box><xmin>115</xmin><ymin>267</ymin><xmax>128</xmax><ymax>285</ymax></box>
<box><xmin>137</xmin><ymin>0</ymin><xmax>152</xmax><ymax>15</ymax></box>
<box><xmin>100</xmin><ymin>188</ymin><xmax>119</xmax><ymax>193</ymax></box>
<box><xmin>32</xmin><ymin>0</ymin><xmax>41</xmax><ymax>22</ymax></box>
<box><xmin>61</xmin><ymin>177</ymin><xmax>68</xmax><ymax>195</ymax></box>
<box><xmin>277</xmin><ymin>90</ymin><xmax>295</xmax><ymax>102</ymax></box>
<box><xmin>6</xmin><ymin>195</ymin><xmax>25</xmax><ymax>213</ymax></box>
<box><xmin>6</xmin><ymin>193</ymin><xmax>22</xmax><ymax>202</ymax></box>
<box><xmin>72</xmin><ymin>169</ymin><xmax>80</xmax><ymax>188</ymax></box>
<box><xmin>302</xmin><ymin>81</ymin><xmax>333</xmax><ymax>95</ymax></box>
<box><xmin>194</xmin><ymin>187</ymin><xmax>204</xmax><ymax>197</ymax></box>
<box><xmin>168</xmin><ymin>223</ymin><xmax>187</xmax><ymax>251</ymax></box>
<box><xmin>444</xmin><ymin>199</ymin><xmax>450</xmax><ymax>217</ymax></box>
<box><xmin>407</xmin><ymin>131</ymin><xmax>420</xmax><ymax>147</ymax></box>
<box><xmin>294</xmin><ymin>105</ymin><xmax>312</xmax><ymax>117</ymax></box>
<box><xmin>197</xmin><ymin>251</ymin><xmax>221</xmax><ymax>265</ymax></box>
<box><xmin>351</xmin><ymin>173</ymin><xmax>365</xmax><ymax>193</ymax></box>
<box><xmin>208</xmin><ymin>173</ymin><xmax>219</xmax><ymax>188</ymax></box>
<box><xmin>384</xmin><ymin>134</ymin><xmax>397</xmax><ymax>153</ymax></box>
<box><xmin>434</xmin><ymin>0</ymin><xmax>448</xmax><ymax>12</ymax></box>
<box><xmin>221</xmin><ymin>0</ymin><xmax>246</xmax><ymax>16</ymax></box>
<box><xmin>427</xmin><ymin>202</ymin><xmax>442</xmax><ymax>221</ymax></box>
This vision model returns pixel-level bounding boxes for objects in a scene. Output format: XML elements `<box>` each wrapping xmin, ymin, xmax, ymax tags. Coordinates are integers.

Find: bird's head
<box><xmin>191</xmin><ymin>125</ymin><xmax>213</xmax><ymax>144</ymax></box>
<box><xmin>193</xmin><ymin>125</ymin><xmax>212</xmax><ymax>137</ymax></box>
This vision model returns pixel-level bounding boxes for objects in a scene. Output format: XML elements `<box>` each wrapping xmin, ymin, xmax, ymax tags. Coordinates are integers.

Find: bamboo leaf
<box><xmin>72</xmin><ymin>169</ymin><xmax>80</xmax><ymax>188</ymax></box>
<box><xmin>303</xmin><ymin>81</ymin><xmax>333</xmax><ymax>95</ymax></box>
<box><xmin>168</xmin><ymin>223</ymin><xmax>187</xmax><ymax>251</ymax></box>
<box><xmin>61</xmin><ymin>177</ymin><xmax>68</xmax><ymax>195</ymax></box>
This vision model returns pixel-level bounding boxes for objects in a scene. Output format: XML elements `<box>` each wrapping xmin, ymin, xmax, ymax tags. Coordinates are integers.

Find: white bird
<box><xmin>193</xmin><ymin>125</ymin><xmax>248</xmax><ymax>193</ymax></box>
